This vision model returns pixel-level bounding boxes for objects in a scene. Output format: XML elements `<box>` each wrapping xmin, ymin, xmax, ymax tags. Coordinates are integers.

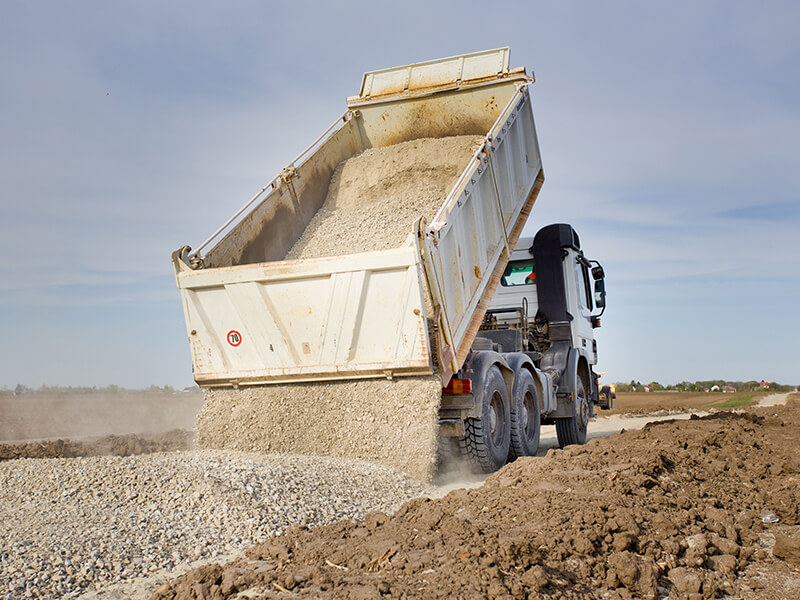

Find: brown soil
<box><xmin>605</xmin><ymin>392</ymin><xmax>766</xmax><ymax>416</ymax></box>
<box><xmin>0</xmin><ymin>429</ymin><xmax>195</xmax><ymax>460</ymax></box>
<box><xmin>198</xmin><ymin>377</ymin><xmax>442</xmax><ymax>481</ymax></box>
<box><xmin>151</xmin><ymin>395</ymin><xmax>800</xmax><ymax>600</ymax></box>
<box><xmin>284</xmin><ymin>135</ymin><xmax>482</xmax><ymax>260</ymax></box>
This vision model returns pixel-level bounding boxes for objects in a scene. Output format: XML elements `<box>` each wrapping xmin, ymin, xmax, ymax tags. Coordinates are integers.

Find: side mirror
<box><xmin>594</xmin><ymin>278</ymin><xmax>606</xmax><ymax>308</ymax></box>
<box><xmin>591</xmin><ymin>265</ymin><xmax>605</xmax><ymax>280</ymax></box>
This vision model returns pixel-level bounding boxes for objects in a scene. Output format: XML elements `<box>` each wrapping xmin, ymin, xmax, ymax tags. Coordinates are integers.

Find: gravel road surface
<box><xmin>0</xmin><ymin>451</ymin><xmax>429</xmax><ymax>600</ymax></box>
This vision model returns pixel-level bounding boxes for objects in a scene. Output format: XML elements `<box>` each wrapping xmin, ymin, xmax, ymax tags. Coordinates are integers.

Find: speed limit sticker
<box><xmin>227</xmin><ymin>330</ymin><xmax>242</xmax><ymax>347</ymax></box>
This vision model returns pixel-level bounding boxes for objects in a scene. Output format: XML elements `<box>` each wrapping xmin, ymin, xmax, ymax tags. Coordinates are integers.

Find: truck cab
<box><xmin>491</xmin><ymin>225</ymin><xmax>603</xmax><ymax>366</ymax></box>
<box><xmin>440</xmin><ymin>223</ymin><xmax>608</xmax><ymax>472</ymax></box>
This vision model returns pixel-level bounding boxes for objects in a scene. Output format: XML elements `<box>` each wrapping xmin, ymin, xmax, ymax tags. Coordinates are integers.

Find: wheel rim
<box><xmin>523</xmin><ymin>391</ymin><xmax>536</xmax><ymax>438</ymax></box>
<box><xmin>577</xmin><ymin>381</ymin><xmax>589</xmax><ymax>430</ymax></box>
<box><xmin>490</xmin><ymin>391</ymin><xmax>504</xmax><ymax>444</ymax></box>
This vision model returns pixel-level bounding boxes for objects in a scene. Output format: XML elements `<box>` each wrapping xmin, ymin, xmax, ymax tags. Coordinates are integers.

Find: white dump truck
<box><xmin>453</xmin><ymin>223</ymin><xmax>608</xmax><ymax>471</ymax></box>
<box><xmin>172</xmin><ymin>48</ymin><xmax>608</xmax><ymax>474</ymax></box>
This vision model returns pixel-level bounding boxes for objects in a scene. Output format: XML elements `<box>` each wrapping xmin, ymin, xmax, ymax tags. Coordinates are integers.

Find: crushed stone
<box><xmin>284</xmin><ymin>135</ymin><xmax>482</xmax><ymax>260</ymax></box>
<box><xmin>0</xmin><ymin>450</ymin><xmax>429</xmax><ymax>600</ymax></box>
<box><xmin>196</xmin><ymin>137</ymin><xmax>485</xmax><ymax>483</ymax></box>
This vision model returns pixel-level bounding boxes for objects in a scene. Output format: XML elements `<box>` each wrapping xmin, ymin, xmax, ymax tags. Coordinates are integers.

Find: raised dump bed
<box><xmin>172</xmin><ymin>48</ymin><xmax>544</xmax><ymax>389</ymax></box>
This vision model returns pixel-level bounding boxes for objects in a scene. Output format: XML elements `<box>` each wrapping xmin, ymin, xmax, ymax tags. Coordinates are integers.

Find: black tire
<box><xmin>599</xmin><ymin>385</ymin><xmax>612</xmax><ymax>409</ymax></box>
<box><xmin>508</xmin><ymin>369</ymin><xmax>541</xmax><ymax>460</ymax></box>
<box><xmin>556</xmin><ymin>374</ymin><xmax>589</xmax><ymax>447</ymax></box>
<box><xmin>459</xmin><ymin>365</ymin><xmax>511</xmax><ymax>473</ymax></box>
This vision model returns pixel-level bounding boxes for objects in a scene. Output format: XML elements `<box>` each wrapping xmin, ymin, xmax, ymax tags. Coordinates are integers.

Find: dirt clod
<box><xmin>773</xmin><ymin>533</ymin><xmax>800</xmax><ymax>565</ymax></box>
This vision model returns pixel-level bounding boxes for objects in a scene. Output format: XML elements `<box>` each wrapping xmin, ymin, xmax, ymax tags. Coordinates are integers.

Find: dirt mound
<box><xmin>0</xmin><ymin>429</ymin><xmax>194</xmax><ymax>460</ymax></box>
<box><xmin>198</xmin><ymin>377</ymin><xmax>441</xmax><ymax>481</ymax></box>
<box><xmin>285</xmin><ymin>135</ymin><xmax>482</xmax><ymax>260</ymax></box>
<box><xmin>152</xmin><ymin>398</ymin><xmax>800</xmax><ymax>599</ymax></box>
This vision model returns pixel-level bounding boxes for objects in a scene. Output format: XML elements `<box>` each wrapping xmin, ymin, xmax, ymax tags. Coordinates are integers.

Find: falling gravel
<box><xmin>0</xmin><ymin>450</ymin><xmax>430</xmax><ymax>600</ymax></box>
<box><xmin>198</xmin><ymin>377</ymin><xmax>442</xmax><ymax>482</ymax></box>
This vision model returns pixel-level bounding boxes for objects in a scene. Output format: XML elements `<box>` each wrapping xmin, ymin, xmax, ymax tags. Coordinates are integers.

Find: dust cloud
<box><xmin>0</xmin><ymin>390</ymin><xmax>205</xmax><ymax>459</ymax></box>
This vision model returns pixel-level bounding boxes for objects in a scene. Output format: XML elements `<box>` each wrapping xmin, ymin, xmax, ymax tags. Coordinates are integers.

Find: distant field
<box><xmin>605</xmin><ymin>391</ymin><xmax>767</xmax><ymax>415</ymax></box>
<box><xmin>0</xmin><ymin>392</ymin><xmax>205</xmax><ymax>442</ymax></box>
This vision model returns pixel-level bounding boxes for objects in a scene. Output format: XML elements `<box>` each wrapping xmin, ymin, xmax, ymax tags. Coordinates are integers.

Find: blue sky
<box><xmin>1</xmin><ymin>1</ymin><xmax>798</xmax><ymax>388</ymax></box>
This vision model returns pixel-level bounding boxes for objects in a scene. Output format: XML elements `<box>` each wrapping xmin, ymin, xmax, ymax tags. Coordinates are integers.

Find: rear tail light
<box><xmin>443</xmin><ymin>378</ymin><xmax>472</xmax><ymax>394</ymax></box>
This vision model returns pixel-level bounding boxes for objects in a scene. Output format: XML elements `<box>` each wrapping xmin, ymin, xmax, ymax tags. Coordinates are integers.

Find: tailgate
<box><xmin>173</xmin><ymin>246</ymin><xmax>433</xmax><ymax>386</ymax></box>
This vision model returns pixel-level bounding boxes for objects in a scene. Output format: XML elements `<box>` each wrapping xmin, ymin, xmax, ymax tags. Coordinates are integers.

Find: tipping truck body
<box><xmin>172</xmin><ymin>47</ymin><xmax>543</xmax><ymax>389</ymax></box>
<box><xmin>172</xmin><ymin>48</ymin><xmax>608</xmax><ymax>475</ymax></box>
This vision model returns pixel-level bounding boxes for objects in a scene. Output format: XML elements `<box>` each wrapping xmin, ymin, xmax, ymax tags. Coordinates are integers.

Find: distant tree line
<box><xmin>2</xmin><ymin>384</ymin><xmax>200</xmax><ymax>397</ymax></box>
<box><xmin>614</xmin><ymin>380</ymin><xmax>795</xmax><ymax>393</ymax></box>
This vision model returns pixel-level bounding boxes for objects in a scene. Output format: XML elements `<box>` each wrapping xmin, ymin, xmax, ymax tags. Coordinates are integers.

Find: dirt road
<box><xmin>758</xmin><ymin>393</ymin><xmax>791</xmax><ymax>407</ymax></box>
<box><xmin>540</xmin><ymin>412</ymin><xmax>707</xmax><ymax>456</ymax></box>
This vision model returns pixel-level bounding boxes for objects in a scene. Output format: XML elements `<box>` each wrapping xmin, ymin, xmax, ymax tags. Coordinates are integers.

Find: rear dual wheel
<box><xmin>459</xmin><ymin>365</ymin><xmax>542</xmax><ymax>472</ymax></box>
<box><xmin>508</xmin><ymin>369</ymin><xmax>541</xmax><ymax>460</ymax></box>
<box><xmin>459</xmin><ymin>366</ymin><xmax>510</xmax><ymax>473</ymax></box>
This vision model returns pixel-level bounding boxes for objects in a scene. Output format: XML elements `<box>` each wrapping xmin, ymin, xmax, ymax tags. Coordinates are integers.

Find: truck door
<box><xmin>567</xmin><ymin>251</ymin><xmax>596</xmax><ymax>364</ymax></box>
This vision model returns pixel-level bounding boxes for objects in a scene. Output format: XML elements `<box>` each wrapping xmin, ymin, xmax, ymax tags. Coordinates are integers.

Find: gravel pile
<box><xmin>285</xmin><ymin>135</ymin><xmax>482</xmax><ymax>260</ymax></box>
<box><xmin>0</xmin><ymin>450</ymin><xmax>430</xmax><ymax>599</ymax></box>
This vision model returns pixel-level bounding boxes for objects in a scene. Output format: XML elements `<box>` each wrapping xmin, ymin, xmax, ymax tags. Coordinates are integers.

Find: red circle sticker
<box><xmin>227</xmin><ymin>330</ymin><xmax>242</xmax><ymax>347</ymax></box>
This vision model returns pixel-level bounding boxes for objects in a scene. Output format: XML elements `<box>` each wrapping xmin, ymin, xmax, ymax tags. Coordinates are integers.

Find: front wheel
<box><xmin>555</xmin><ymin>374</ymin><xmax>589</xmax><ymax>447</ymax></box>
<box><xmin>459</xmin><ymin>365</ymin><xmax>511</xmax><ymax>473</ymax></box>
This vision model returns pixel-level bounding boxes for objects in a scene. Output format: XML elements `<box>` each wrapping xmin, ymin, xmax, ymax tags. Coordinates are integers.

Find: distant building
<box><xmin>722</xmin><ymin>386</ymin><xmax>736</xmax><ymax>393</ymax></box>
<box><xmin>710</xmin><ymin>385</ymin><xmax>720</xmax><ymax>392</ymax></box>
<box><xmin>760</xmin><ymin>380</ymin><xmax>771</xmax><ymax>390</ymax></box>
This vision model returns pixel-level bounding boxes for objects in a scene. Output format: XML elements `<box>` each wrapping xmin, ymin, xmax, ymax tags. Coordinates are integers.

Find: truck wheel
<box><xmin>508</xmin><ymin>369</ymin><xmax>540</xmax><ymax>460</ymax></box>
<box><xmin>556</xmin><ymin>375</ymin><xmax>589</xmax><ymax>447</ymax></box>
<box><xmin>459</xmin><ymin>365</ymin><xmax>511</xmax><ymax>473</ymax></box>
<box><xmin>599</xmin><ymin>385</ymin><xmax>613</xmax><ymax>410</ymax></box>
